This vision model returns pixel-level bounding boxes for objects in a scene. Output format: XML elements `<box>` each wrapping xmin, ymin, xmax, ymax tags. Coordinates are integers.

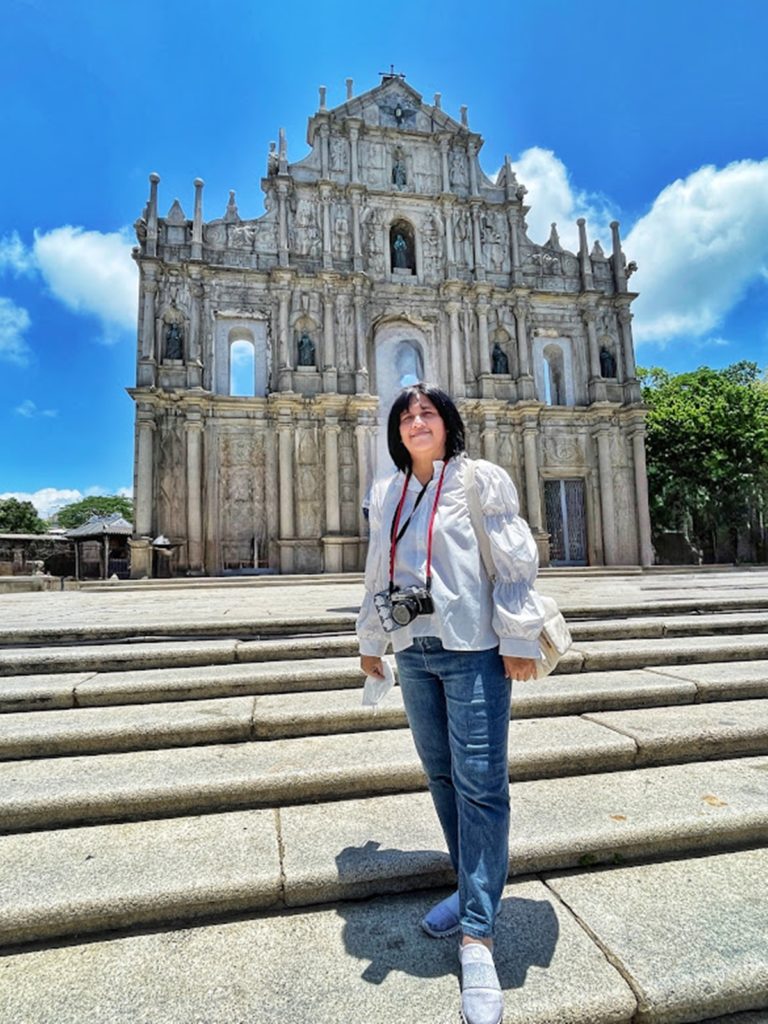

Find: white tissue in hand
<box><xmin>362</xmin><ymin>657</ymin><xmax>395</xmax><ymax>709</ymax></box>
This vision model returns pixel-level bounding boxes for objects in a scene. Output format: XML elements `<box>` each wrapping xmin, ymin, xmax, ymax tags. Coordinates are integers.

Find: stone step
<box><xmin>3</xmin><ymin>663</ymin><xmax>768</xmax><ymax>756</ymax></box>
<box><xmin>1</xmin><ymin>845</ymin><xmax>766</xmax><ymax>1024</ymax></box>
<box><xmin>0</xmin><ymin>657</ymin><xmax>366</xmax><ymax>713</ymax></box>
<box><xmin>0</xmin><ymin>634</ymin><xmax>360</xmax><ymax>678</ymax></box>
<box><xmin>0</xmin><ymin>756</ymin><xmax>765</xmax><ymax>949</ymax></box>
<box><xmin>3</xmin><ymin>629</ymin><xmax>768</xmax><ymax>681</ymax></box>
<box><xmin>2</xmin><ymin>699</ymin><xmax>768</xmax><ymax>831</ymax></box>
<box><xmin>4</xmin><ymin>652</ymin><xmax>768</xmax><ymax>718</ymax></box>
<box><xmin>2</xmin><ymin>607</ymin><xmax>768</xmax><ymax>649</ymax></box>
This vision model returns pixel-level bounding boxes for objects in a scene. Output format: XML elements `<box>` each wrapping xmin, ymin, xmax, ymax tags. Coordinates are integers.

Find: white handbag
<box><xmin>462</xmin><ymin>459</ymin><xmax>572</xmax><ymax>679</ymax></box>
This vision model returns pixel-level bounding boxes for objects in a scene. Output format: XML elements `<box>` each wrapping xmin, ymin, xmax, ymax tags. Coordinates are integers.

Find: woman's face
<box><xmin>398</xmin><ymin>395</ymin><xmax>447</xmax><ymax>465</ymax></box>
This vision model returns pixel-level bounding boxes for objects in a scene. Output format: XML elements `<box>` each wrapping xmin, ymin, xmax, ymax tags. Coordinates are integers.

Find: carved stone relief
<box><xmin>541</xmin><ymin>435</ymin><xmax>584</xmax><ymax>467</ymax></box>
<box><xmin>449</xmin><ymin>148</ymin><xmax>469</xmax><ymax>190</ymax></box>
<box><xmin>329</xmin><ymin>134</ymin><xmax>348</xmax><ymax>174</ymax></box>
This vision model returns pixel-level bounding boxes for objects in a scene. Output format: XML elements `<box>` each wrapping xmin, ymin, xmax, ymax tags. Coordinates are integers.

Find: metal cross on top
<box><xmin>379</xmin><ymin>65</ymin><xmax>406</xmax><ymax>83</ymax></box>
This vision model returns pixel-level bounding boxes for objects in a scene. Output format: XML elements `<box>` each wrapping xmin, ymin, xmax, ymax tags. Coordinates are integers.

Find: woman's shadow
<box><xmin>334</xmin><ymin>843</ymin><xmax>559</xmax><ymax>989</ymax></box>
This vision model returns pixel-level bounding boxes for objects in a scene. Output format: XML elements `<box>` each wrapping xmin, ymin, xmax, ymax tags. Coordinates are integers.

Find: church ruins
<box><xmin>129</xmin><ymin>73</ymin><xmax>653</xmax><ymax>577</ymax></box>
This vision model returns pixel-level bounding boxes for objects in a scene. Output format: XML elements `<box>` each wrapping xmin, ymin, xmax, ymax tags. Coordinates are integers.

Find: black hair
<box><xmin>386</xmin><ymin>382</ymin><xmax>466</xmax><ymax>472</ymax></box>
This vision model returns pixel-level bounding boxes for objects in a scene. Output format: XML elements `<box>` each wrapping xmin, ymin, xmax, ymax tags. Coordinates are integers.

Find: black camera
<box><xmin>374</xmin><ymin>585</ymin><xmax>434</xmax><ymax>632</ymax></box>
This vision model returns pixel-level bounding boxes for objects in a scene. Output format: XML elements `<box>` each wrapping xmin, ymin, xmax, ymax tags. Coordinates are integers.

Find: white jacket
<box><xmin>356</xmin><ymin>455</ymin><xmax>545</xmax><ymax>658</ymax></box>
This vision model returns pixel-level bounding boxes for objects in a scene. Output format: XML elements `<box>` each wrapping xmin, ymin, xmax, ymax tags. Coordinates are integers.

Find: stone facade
<box><xmin>129</xmin><ymin>75</ymin><xmax>653</xmax><ymax>576</ymax></box>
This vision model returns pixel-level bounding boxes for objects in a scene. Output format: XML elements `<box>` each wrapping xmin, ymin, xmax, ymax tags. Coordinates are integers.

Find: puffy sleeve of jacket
<box><xmin>475</xmin><ymin>459</ymin><xmax>545</xmax><ymax>659</ymax></box>
<box><xmin>355</xmin><ymin>480</ymin><xmax>391</xmax><ymax>657</ymax></box>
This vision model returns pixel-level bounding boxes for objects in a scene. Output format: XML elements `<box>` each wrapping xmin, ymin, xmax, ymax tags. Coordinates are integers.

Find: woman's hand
<box><xmin>502</xmin><ymin>655</ymin><xmax>538</xmax><ymax>681</ymax></box>
<box><xmin>360</xmin><ymin>654</ymin><xmax>386</xmax><ymax>679</ymax></box>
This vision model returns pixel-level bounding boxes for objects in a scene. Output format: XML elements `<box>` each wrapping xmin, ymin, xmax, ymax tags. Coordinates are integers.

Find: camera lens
<box><xmin>391</xmin><ymin>603</ymin><xmax>413</xmax><ymax>626</ymax></box>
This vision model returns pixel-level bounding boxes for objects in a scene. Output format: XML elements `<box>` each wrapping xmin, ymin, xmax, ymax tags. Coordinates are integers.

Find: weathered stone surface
<box><xmin>584</xmin><ymin>699</ymin><xmax>768</xmax><ymax>764</ymax></box>
<box><xmin>512</xmin><ymin>668</ymin><xmax>697</xmax><ymax>717</ymax></box>
<box><xmin>279</xmin><ymin>756</ymin><xmax>768</xmax><ymax>905</ymax></box>
<box><xmin>235</xmin><ymin>635</ymin><xmax>360</xmax><ymax>662</ymax></box>
<box><xmin>74</xmin><ymin>656</ymin><xmax>365</xmax><ymax>706</ymax></box>
<box><xmin>0</xmin><ymin>697</ymin><xmax>255</xmax><ymax>758</ymax></box>
<box><xmin>575</xmin><ymin>634</ymin><xmax>768</xmax><ymax>671</ymax></box>
<box><xmin>0</xmin><ymin>672</ymin><xmax>94</xmax><ymax>713</ymax></box>
<box><xmin>0</xmin><ymin>639</ymin><xmax>239</xmax><ymax>677</ymax></box>
<box><xmin>0</xmin><ymin>809</ymin><xmax>280</xmax><ymax>946</ymax></box>
<box><xmin>546</xmin><ymin>847</ymin><xmax>768</xmax><ymax>1023</ymax></box>
<box><xmin>0</xmin><ymin>879</ymin><xmax>636</xmax><ymax>1024</ymax></box>
<box><xmin>0</xmin><ymin>717</ymin><xmax>634</xmax><ymax>831</ymax></box>
<box><xmin>647</xmin><ymin>660</ymin><xmax>768</xmax><ymax>701</ymax></box>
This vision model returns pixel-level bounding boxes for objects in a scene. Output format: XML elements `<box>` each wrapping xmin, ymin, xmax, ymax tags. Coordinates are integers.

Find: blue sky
<box><xmin>2</xmin><ymin>0</ymin><xmax>767</xmax><ymax>517</ymax></box>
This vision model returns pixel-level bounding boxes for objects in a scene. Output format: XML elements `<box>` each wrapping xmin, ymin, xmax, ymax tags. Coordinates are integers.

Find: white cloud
<box><xmin>0</xmin><ymin>232</ymin><xmax>36</xmax><ymax>277</ymax></box>
<box><xmin>0</xmin><ymin>486</ymin><xmax>133</xmax><ymax>520</ymax></box>
<box><xmin>0</xmin><ymin>488</ymin><xmax>84</xmax><ymax>520</ymax></box>
<box><xmin>33</xmin><ymin>226</ymin><xmax>138</xmax><ymax>343</ymax></box>
<box><xmin>510</xmin><ymin>147</ymin><xmax>616</xmax><ymax>252</ymax></box>
<box><xmin>0</xmin><ymin>297</ymin><xmax>32</xmax><ymax>365</ymax></box>
<box><xmin>625</xmin><ymin>159</ymin><xmax>768</xmax><ymax>344</ymax></box>
<box><xmin>15</xmin><ymin>399</ymin><xmax>57</xmax><ymax>418</ymax></box>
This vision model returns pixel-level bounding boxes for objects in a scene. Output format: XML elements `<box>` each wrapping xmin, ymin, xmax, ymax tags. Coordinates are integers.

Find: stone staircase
<box><xmin>1</xmin><ymin>579</ymin><xmax>767</xmax><ymax>1023</ymax></box>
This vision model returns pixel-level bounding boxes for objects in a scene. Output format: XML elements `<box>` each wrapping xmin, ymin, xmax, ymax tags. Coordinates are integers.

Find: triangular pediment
<box><xmin>310</xmin><ymin>76</ymin><xmax>469</xmax><ymax>140</ymax></box>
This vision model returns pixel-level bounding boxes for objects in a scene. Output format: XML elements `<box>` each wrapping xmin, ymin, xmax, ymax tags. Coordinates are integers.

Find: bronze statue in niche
<box><xmin>389</xmin><ymin>220</ymin><xmax>415</xmax><ymax>273</ymax></box>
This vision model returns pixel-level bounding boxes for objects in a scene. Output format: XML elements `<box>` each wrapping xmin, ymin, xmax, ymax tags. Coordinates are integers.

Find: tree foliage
<box><xmin>56</xmin><ymin>496</ymin><xmax>134</xmax><ymax>530</ymax></box>
<box><xmin>0</xmin><ymin>498</ymin><xmax>47</xmax><ymax>534</ymax></box>
<box><xmin>638</xmin><ymin>361</ymin><xmax>768</xmax><ymax>560</ymax></box>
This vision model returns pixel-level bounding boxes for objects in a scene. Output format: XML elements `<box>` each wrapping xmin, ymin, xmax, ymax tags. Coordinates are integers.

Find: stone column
<box><xmin>322</xmin><ymin>287</ymin><xmax>337</xmax><ymax>392</ymax></box>
<box><xmin>191</xmin><ymin>178</ymin><xmax>204</xmax><ymax>261</ymax></box>
<box><xmin>582</xmin><ymin>305</ymin><xmax>606</xmax><ymax>403</ymax></box>
<box><xmin>507</xmin><ymin>208</ymin><xmax>522</xmax><ymax>286</ymax></box>
<box><xmin>348</xmin><ymin>124</ymin><xmax>360</xmax><ymax>183</ymax></box>
<box><xmin>446</xmin><ymin>301</ymin><xmax>463</xmax><ymax>396</ymax></box>
<box><xmin>442</xmin><ymin>200</ymin><xmax>456</xmax><ymax>277</ymax></box>
<box><xmin>323</xmin><ymin>420</ymin><xmax>343</xmax><ymax>572</ymax></box>
<box><xmin>277</xmin><ymin>183</ymin><xmax>289</xmax><ymax>268</ymax></box>
<box><xmin>617</xmin><ymin>306</ymin><xmax>637</xmax><ymax>379</ymax></box>
<box><xmin>135</xmin><ymin>413</ymin><xmax>155</xmax><ymax>537</ymax></box>
<box><xmin>350</xmin><ymin>190</ymin><xmax>363</xmax><ymax>272</ymax></box>
<box><xmin>470</xmin><ymin>203</ymin><xmax>484</xmax><ymax>281</ymax></box>
<box><xmin>514</xmin><ymin>299</ymin><xmax>535</xmax><ymax>399</ymax></box>
<box><xmin>476</xmin><ymin>294</ymin><xmax>491</xmax><ymax>376</ymax></box>
<box><xmin>355</xmin><ymin>421</ymin><xmax>371</xmax><ymax>539</ymax></box>
<box><xmin>277</xmin><ymin>290</ymin><xmax>291</xmax><ymax>391</ymax></box>
<box><xmin>320</xmin><ymin>187</ymin><xmax>332</xmax><ymax>270</ymax></box>
<box><xmin>577</xmin><ymin>218</ymin><xmax>594</xmax><ymax>291</ymax></box>
<box><xmin>354</xmin><ymin>290</ymin><xmax>368</xmax><ymax>392</ymax></box>
<box><xmin>188</xmin><ymin>282</ymin><xmax>201</xmax><ymax>364</ymax></box>
<box><xmin>596</xmin><ymin>427</ymin><xmax>618</xmax><ymax>565</ymax></box>
<box><xmin>277</xmin><ymin>419</ymin><xmax>295</xmax><ymax>573</ymax></box>
<box><xmin>631</xmin><ymin>427</ymin><xmax>654</xmax><ymax>566</ymax></box>
<box><xmin>320</xmin><ymin>125</ymin><xmax>330</xmax><ymax>179</ymax></box>
<box><xmin>141</xmin><ymin>277</ymin><xmax>157</xmax><ymax>360</ymax></box>
<box><xmin>146</xmin><ymin>172</ymin><xmax>159</xmax><ymax>258</ymax></box>
<box><xmin>186</xmin><ymin>418</ymin><xmax>204</xmax><ymax>571</ymax></box>
<box><xmin>439</xmin><ymin>138</ymin><xmax>450</xmax><ymax>193</ymax></box>
<box><xmin>482</xmin><ymin>416</ymin><xmax>498</xmax><ymax>463</ymax></box>
<box><xmin>522</xmin><ymin>425</ymin><xmax>543</xmax><ymax>531</ymax></box>
<box><xmin>468</xmin><ymin>141</ymin><xmax>479</xmax><ymax>196</ymax></box>
<box><xmin>611</xmin><ymin>221</ymin><xmax>627</xmax><ymax>292</ymax></box>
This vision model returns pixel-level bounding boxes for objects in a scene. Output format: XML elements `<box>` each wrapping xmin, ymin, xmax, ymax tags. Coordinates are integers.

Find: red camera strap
<box><xmin>388</xmin><ymin>460</ymin><xmax>449</xmax><ymax>593</ymax></box>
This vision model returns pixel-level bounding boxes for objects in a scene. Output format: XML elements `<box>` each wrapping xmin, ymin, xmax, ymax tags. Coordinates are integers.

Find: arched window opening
<box><xmin>390</xmin><ymin>219</ymin><xmax>416</xmax><ymax>274</ymax></box>
<box><xmin>230</xmin><ymin>339</ymin><xmax>256</xmax><ymax>397</ymax></box>
<box><xmin>395</xmin><ymin>340</ymin><xmax>423</xmax><ymax>387</ymax></box>
<box><xmin>543</xmin><ymin>344</ymin><xmax>565</xmax><ymax>406</ymax></box>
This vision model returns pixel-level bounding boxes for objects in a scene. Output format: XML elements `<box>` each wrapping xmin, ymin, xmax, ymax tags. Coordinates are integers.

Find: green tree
<box><xmin>57</xmin><ymin>496</ymin><xmax>134</xmax><ymax>530</ymax></box>
<box><xmin>0</xmin><ymin>498</ymin><xmax>47</xmax><ymax>534</ymax></box>
<box><xmin>638</xmin><ymin>361</ymin><xmax>768</xmax><ymax>561</ymax></box>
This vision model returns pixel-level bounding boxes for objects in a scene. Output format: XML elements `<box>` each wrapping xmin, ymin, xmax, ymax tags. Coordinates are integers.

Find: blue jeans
<box><xmin>395</xmin><ymin>636</ymin><xmax>511</xmax><ymax>939</ymax></box>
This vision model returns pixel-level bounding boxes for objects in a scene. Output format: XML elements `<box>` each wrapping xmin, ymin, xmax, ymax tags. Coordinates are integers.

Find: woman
<box><xmin>357</xmin><ymin>383</ymin><xmax>544</xmax><ymax>1024</ymax></box>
